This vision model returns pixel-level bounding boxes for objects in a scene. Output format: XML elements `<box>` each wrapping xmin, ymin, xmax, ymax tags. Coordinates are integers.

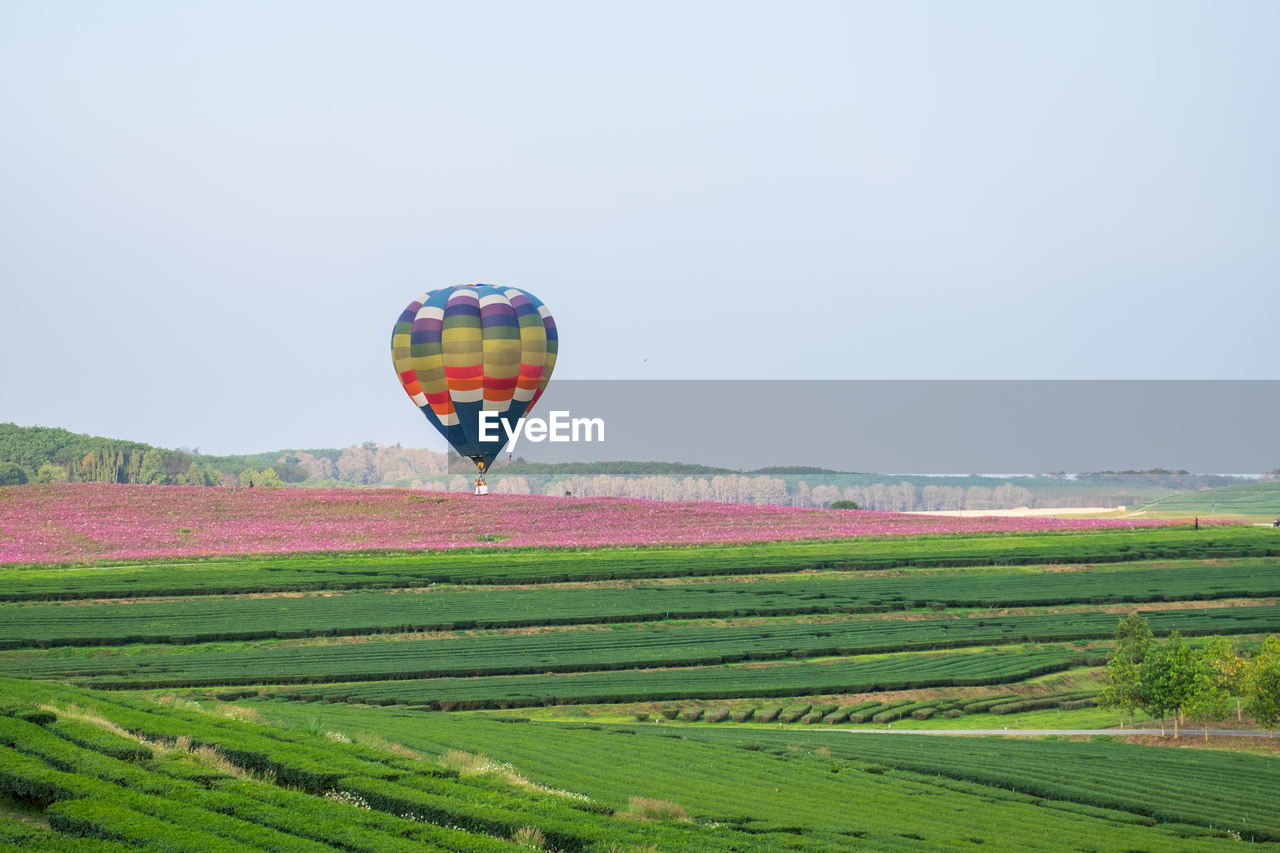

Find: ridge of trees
<box><xmin>0</xmin><ymin>424</ymin><xmax>1264</xmax><ymax>511</ymax></box>
<box><xmin>1100</xmin><ymin>613</ymin><xmax>1280</xmax><ymax>739</ymax></box>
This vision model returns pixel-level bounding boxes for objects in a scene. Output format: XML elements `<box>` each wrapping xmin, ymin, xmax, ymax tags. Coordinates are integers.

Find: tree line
<box><xmin>1100</xmin><ymin>613</ymin><xmax>1280</xmax><ymax>739</ymax></box>
<box><xmin>2</xmin><ymin>423</ymin><xmax>1260</xmax><ymax>511</ymax></box>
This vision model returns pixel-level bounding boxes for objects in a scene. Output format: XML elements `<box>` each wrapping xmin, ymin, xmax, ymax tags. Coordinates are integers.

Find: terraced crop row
<box><xmin>6</xmin><ymin>605</ymin><xmax>1277</xmax><ymax>689</ymax></box>
<box><xmin>5</xmin><ymin>558</ymin><xmax>1276</xmax><ymax>648</ymax></box>
<box><xmin>4</xmin><ymin>677</ymin><xmax>1262</xmax><ymax>851</ymax></box>
<box><xmin>253</xmin><ymin>705</ymin><xmax>1262</xmax><ymax>850</ymax></box>
<box><xmin>274</xmin><ymin>646</ymin><xmax>1090</xmax><ymax>708</ymax></box>
<box><xmin>0</xmin><ymin>679</ymin><xmax>772</xmax><ymax>852</ymax></box>
<box><xmin>4</xmin><ymin>526</ymin><xmax>1273</xmax><ymax>601</ymax></box>
<box><xmin>673</xmin><ymin>726</ymin><xmax>1280</xmax><ymax>842</ymax></box>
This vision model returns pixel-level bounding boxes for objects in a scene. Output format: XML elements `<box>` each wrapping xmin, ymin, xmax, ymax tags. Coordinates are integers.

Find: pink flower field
<box><xmin>0</xmin><ymin>483</ymin><xmax>1200</xmax><ymax>566</ymax></box>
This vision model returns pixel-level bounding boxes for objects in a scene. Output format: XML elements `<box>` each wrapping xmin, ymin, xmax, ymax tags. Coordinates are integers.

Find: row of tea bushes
<box><xmin>651</xmin><ymin>691</ymin><xmax>1098</xmax><ymax>725</ymax></box>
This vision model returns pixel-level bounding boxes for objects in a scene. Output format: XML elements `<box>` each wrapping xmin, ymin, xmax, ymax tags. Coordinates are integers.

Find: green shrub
<box><xmin>703</xmin><ymin>708</ymin><xmax>729</xmax><ymax>723</ymax></box>
<box><xmin>754</xmin><ymin>707</ymin><xmax>781</xmax><ymax>723</ymax></box>
<box><xmin>1058</xmin><ymin>698</ymin><xmax>1096</xmax><ymax>710</ymax></box>
<box><xmin>0</xmin><ymin>746</ymin><xmax>84</xmax><ymax>806</ymax></box>
<box><xmin>18</xmin><ymin>710</ymin><xmax>56</xmax><ymax>727</ymax></box>
<box><xmin>46</xmin><ymin>799</ymin><xmax>262</xmax><ymax>852</ymax></box>
<box><xmin>729</xmin><ymin>708</ymin><xmax>754</xmax><ymax>722</ymax></box>
<box><xmin>777</xmin><ymin>704</ymin><xmax>812</xmax><ymax>724</ymax></box>
<box><xmin>869</xmin><ymin>699</ymin><xmax>926</xmax><ymax>724</ymax></box>
<box><xmin>961</xmin><ymin>694</ymin><xmax>1020</xmax><ymax>714</ymax></box>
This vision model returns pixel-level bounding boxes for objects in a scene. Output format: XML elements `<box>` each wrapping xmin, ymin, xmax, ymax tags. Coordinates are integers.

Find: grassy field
<box><xmin>2</xmin><ymin>677</ymin><xmax>1275</xmax><ymax>851</ymax></box>
<box><xmin>2</xmin><ymin>519</ymin><xmax>1279</xmax><ymax>849</ymax></box>
<box><xmin>1140</xmin><ymin>481</ymin><xmax>1280</xmax><ymax>518</ymax></box>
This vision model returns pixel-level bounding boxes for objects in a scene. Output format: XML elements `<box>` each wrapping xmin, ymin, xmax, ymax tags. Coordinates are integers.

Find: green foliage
<box><xmin>275</xmin><ymin>646</ymin><xmax>1083</xmax><ymax>709</ymax></box>
<box><xmin>1139</xmin><ymin>632</ymin><xmax>1190</xmax><ymax>731</ymax></box>
<box><xmin>1100</xmin><ymin>613</ymin><xmax>1153</xmax><ymax>721</ymax></box>
<box><xmin>178</xmin><ymin>461</ymin><xmax>215</xmax><ymax>486</ymax></box>
<box><xmin>136</xmin><ymin>450</ymin><xmax>167</xmax><ymax>485</ymax></box>
<box><xmin>829</xmin><ymin>499</ymin><xmax>860</xmax><ymax>509</ymax></box>
<box><xmin>1114</xmin><ymin>612</ymin><xmax>1154</xmax><ymax>659</ymax></box>
<box><xmin>0</xmin><ymin>462</ymin><xmax>28</xmax><ymax>486</ymax></box>
<box><xmin>36</xmin><ymin>462</ymin><xmax>69</xmax><ymax>483</ymax></box>
<box><xmin>0</xmin><ymin>424</ymin><xmax>150</xmax><ymax>480</ymax></box>
<box><xmin>777</xmin><ymin>704</ymin><xmax>812</xmax><ymax>723</ymax></box>
<box><xmin>1248</xmin><ymin>635</ymin><xmax>1280</xmax><ymax>732</ymax></box>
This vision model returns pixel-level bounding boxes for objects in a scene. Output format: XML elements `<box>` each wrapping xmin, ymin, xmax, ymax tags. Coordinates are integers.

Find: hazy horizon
<box><xmin>4</xmin><ymin>2</ymin><xmax>1277</xmax><ymax>456</ymax></box>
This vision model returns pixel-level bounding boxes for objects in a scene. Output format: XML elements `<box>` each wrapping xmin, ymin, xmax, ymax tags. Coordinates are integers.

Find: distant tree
<box><xmin>292</xmin><ymin>452</ymin><xmax>337</xmax><ymax>480</ymax></box>
<box><xmin>1115</xmin><ymin>612</ymin><xmax>1154</xmax><ymax>656</ymax></box>
<box><xmin>0</xmin><ymin>462</ymin><xmax>28</xmax><ymax>486</ymax></box>
<box><xmin>1247</xmin><ymin>636</ymin><xmax>1280</xmax><ymax>736</ymax></box>
<box><xmin>337</xmin><ymin>445</ymin><xmax>377</xmax><ymax>484</ymax></box>
<box><xmin>138</xmin><ymin>450</ymin><xmax>170</xmax><ymax>485</ymax></box>
<box><xmin>829</xmin><ymin>500</ymin><xmax>859</xmax><ymax>510</ymax></box>
<box><xmin>273</xmin><ymin>463</ymin><xmax>308</xmax><ymax>483</ymax></box>
<box><xmin>239</xmin><ymin>468</ymin><xmax>261</xmax><ymax>487</ymax></box>
<box><xmin>1140</xmin><ymin>632</ymin><xmax>1199</xmax><ymax>738</ymax></box>
<box><xmin>257</xmin><ymin>467</ymin><xmax>283</xmax><ymax>488</ymax></box>
<box><xmin>1100</xmin><ymin>613</ymin><xmax>1154</xmax><ymax>725</ymax></box>
<box><xmin>992</xmin><ymin>482</ymin><xmax>1034</xmax><ymax>509</ymax></box>
<box><xmin>1203</xmin><ymin>635</ymin><xmax>1248</xmax><ymax>723</ymax></box>
<box><xmin>964</xmin><ymin>486</ymin><xmax>993</xmax><ymax>510</ymax></box>
<box><xmin>35</xmin><ymin>463</ymin><xmax>69</xmax><ymax>483</ymax></box>
<box><xmin>1185</xmin><ymin>640</ymin><xmax>1230</xmax><ymax>742</ymax></box>
<box><xmin>1102</xmin><ymin>652</ymin><xmax>1144</xmax><ymax>727</ymax></box>
<box><xmin>809</xmin><ymin>485</ymin><xmax>841</xmax><ymax>507</ymax></box>
<box><xmin>493</xmin><ymin>476</ymin><xmax>530</xmax><ymax>495</ymax></box>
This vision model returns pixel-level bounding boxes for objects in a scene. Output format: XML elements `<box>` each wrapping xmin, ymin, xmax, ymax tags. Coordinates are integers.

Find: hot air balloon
<box><xmin>391</xmin><ymin>284</ymin><xmax>557</xmax><ymax>490</ymax></box>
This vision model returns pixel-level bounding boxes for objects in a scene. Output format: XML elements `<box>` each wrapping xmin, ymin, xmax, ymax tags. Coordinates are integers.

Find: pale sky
<box><xmin>2</xmin><ymin>1</ymin><xmax>1277</xmax><ymax>455</ymax></box>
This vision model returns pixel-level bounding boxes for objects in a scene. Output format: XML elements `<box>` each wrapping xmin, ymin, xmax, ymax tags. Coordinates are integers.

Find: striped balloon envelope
<box><xmin>391</xmin><ymin>284</ymin><xmax>557</xmax><ymax>476</ymax></box>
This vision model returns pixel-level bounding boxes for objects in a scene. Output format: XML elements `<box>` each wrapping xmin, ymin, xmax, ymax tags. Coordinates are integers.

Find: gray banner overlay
<box><xmin>513</xmin><ymin>381</ymin><xmax>1279</xmax><ymax>473</ymax></box>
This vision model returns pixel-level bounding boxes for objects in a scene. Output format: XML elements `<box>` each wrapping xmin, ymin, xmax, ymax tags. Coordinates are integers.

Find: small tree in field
<box><xmin>1185</xmin><ymin>641</ymin><xmax>1229</xmax><ymax>742</ymax></box>
<box><xmin>1101</xmin><ymin>613</ymin><xmax>1153</xmax><ymax>725</ymax></box>
<box><xmin>1141</xmin><ymin>632</ymin><xmax>1199</xmax><ymax>738</ymax></box>
<box><xmin>1203</xmin><ymin>635</ymin><xmax>1247</xmax><ymax>723</ymax></box>
<box><xmin>1248</xmin><ymin>636</ymin><xmax>1280</xmax><ymax>736</ymax></box>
